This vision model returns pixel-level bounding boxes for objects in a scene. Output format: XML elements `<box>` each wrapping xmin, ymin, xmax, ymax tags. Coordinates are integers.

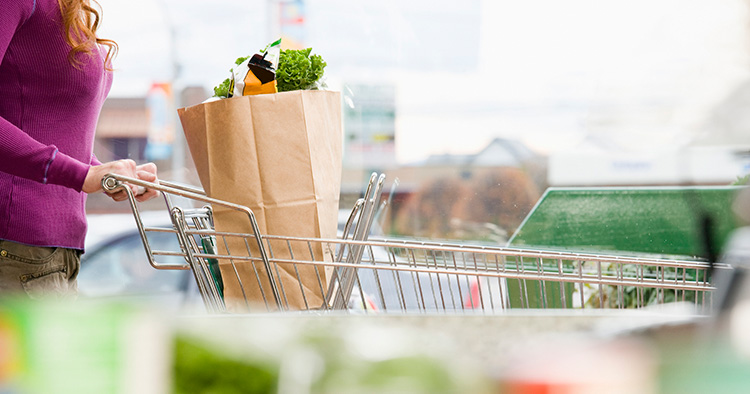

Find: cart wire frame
<box><xmin>102</xmin><ymin>173</ymin><xmax>726</xmax><ymax>315</ymax></box>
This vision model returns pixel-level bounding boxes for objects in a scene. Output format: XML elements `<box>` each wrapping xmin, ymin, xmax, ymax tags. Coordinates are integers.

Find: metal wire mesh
<box><xmin>103</xmin><ymin>174</ymin><xmax>723</xmax><ymax>315</ymax></box>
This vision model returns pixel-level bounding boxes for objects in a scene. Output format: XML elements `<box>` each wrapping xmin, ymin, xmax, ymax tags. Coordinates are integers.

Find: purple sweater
<box><xmin>0</xmin><ymin>0</ymin><xmax>112</xmax><ymax>250</ymax></box>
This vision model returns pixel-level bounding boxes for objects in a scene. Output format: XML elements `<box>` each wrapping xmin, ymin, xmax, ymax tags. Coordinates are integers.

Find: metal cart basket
<box><xmin>102</xmin><ymin>173</ymin><xmax>723</xmax><ymax>315</ymax></box>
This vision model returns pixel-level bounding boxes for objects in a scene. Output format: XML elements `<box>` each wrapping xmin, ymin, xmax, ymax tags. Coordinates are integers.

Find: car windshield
<box><xmin>78</xmin><ymin>231</ymin><xmax>188</xmax><ymax>297</ymax></box>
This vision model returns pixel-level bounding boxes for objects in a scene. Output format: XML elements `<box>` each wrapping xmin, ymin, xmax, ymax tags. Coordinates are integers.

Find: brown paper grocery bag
<box><xmin>177</xmin><ymin>90</ymin><xmax>342</xmax><ymax>312</ymax></box>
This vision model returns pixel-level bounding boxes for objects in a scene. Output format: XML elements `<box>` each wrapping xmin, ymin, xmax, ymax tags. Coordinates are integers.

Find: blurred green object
<box><xmin>0</xmin><ymin>299</ymin><xmax>169</xmax><ymax>394</ymax></box>
<box><xmin>504</xmin><ymin>275</ymin><xmax>575</xmax><ymax>309</ymax></box>
<box><xmin>505</xmin><ymin>187</ymin><xmax>742</xmax><ymax>309</ymax></box>
<box><xmin>173</xmin><ymin>337</ymin><xmax>277</xmax><ymax>394</ymax></box>
<box><xmin>509</xmin><ymin>187</ymin><xmax>741</xmax><ymax>259</ymax></box>
<box><xmin>732</xmin><ymin>174</ymin><xmax>749</xmax><ymax>186</ymax></box>
<box><xmin>172</xmin><ymin>336</ymin><xmax>464</xmax><ymax>394</ymax></box>
<box><xmin>171</xmin><ymin>320</ymin><xmax>493</xmax><ymax>394</ymax></box>
<box><xmin>657</xmin><ymin>336</ymin><xmax>750</xmax><ymax>394</ymax></box>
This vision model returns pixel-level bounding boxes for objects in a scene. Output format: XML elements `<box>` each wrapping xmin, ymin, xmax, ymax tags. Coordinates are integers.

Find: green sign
<box><xmin>509</xmin><ymin>186</ymin><xmax>743</xmax><ymax>260</ymax></box>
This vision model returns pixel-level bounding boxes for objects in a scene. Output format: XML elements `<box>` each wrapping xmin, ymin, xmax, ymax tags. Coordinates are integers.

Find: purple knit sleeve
<box><xmin>0</xmin><ymin>0</ymin><xmax>89</xmax><ymax>191</ymax></box>
<box><xmin>0</xmin><ymin>1</ymin><xmax>34</xmax><ymax>78</ymax></box>
<box><xmin>0</xmin><ymin>121</ymin><xmax>91</xmax><ymax>191</ymax></box>
<box><xmin>44</xmin><ymin>149</ymin><xmax>90</xmax><ymax>191</ymax></box>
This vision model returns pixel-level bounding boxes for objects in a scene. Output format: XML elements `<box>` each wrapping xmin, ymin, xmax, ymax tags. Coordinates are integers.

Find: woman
<box><xmin>0</xmin><ymin>0</ymin><xmax>159</xmax><ymax>298</ymax></box>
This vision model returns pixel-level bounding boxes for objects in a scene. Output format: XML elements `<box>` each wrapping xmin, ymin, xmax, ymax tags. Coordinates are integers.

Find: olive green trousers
<box><xmin>0</xmin><ymin>239</ymin><xmax>80</xmax><ymax>299</ymax></box>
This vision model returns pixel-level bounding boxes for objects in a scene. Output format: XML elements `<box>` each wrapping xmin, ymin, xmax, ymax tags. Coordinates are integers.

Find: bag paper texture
<box><xmin>177</xmin><ymin>90</ymin><xmax>342</xmax><ymax>311</ymax></box>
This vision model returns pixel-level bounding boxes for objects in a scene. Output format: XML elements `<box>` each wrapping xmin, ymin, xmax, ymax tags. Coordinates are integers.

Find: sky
<box><xmin>96</xmin><ymin>0</ymin><xmax>269</xmax><ymax>95</ymax></box>
<box><xmin>96</xmin><ymin>0</ymin><xmax>750</xmax><ymax>163</ymax></box>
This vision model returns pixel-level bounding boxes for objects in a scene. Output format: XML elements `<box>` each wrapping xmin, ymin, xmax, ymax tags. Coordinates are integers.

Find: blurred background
<box><xmin>90</xmin><ymin>0</ymin><xmax>750</xmax><ymax>242</ymax></box>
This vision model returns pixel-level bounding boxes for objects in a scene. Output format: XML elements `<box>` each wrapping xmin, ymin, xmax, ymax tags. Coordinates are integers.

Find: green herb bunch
<box><xmin>276</xmin><ymin>48</ymin><xmax>327</xmax><ymax>92</ymax></box>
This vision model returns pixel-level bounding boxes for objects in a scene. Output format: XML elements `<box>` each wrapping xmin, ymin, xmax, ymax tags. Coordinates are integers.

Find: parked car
<box><xmin>78</xmin><ymin>211</ymin><xmax>202</xmax><ymax>311</ymax></box>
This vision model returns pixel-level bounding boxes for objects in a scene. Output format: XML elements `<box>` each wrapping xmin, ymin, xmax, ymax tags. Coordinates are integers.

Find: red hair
<box><xmin>58</xmin><ymin>0</ymin><xmax>118</xmax><ymax>70</ymax></box>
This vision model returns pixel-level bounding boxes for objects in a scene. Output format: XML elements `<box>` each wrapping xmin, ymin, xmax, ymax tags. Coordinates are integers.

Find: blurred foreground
<box><xmin>2</xmin><ymin>298</ymin><xmax>750</xmax><ymax>393</ymax></box>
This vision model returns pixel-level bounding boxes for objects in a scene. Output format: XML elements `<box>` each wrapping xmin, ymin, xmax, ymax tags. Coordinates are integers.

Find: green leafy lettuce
<box><xmin>276</xmin><ymin>47</ymin><xmax>326</xmax><ymax>92</ymax></box>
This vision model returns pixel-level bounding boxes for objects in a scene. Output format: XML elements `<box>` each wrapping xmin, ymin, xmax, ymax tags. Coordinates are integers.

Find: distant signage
<box><xmin>145</xmin><ymin>82</ymin><xmax>175</xmax><ymax>161</ymax></box>
<box><xmin>344</xmin><ymin>84</ymin><xmax>396</xmax><ymax>169</ymax></box>
<box><xmin>279</xmin><ymin>0</ymin><xmax>305</xmax><ymax>47</ymax></box>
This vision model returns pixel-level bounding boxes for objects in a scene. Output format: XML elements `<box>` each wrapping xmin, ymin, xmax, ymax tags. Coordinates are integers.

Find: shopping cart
<box><xmin>102</xmin><ymin>173</ymin><xmax>725</xmax><ymax>315</ymax></box>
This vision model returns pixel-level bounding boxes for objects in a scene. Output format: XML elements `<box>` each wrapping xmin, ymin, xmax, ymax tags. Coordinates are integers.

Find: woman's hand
<box><xmin>134</xmin><ymin>162</ymin><xmax>160</xmax><ymax>202</ymax></box>
<box><xmin>83</xmin><ymin>159</ymin><xmax>160</xmax><ymax>202</ymax></box>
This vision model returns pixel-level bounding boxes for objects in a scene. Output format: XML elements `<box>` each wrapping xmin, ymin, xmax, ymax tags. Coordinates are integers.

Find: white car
<box><xmin>78</xmin><ymin>211</ymin><xmax>201</xmax><ymax>310</ymax></box>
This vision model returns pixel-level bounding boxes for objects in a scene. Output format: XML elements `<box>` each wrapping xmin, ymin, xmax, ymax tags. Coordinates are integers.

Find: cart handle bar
<box><xmin>101</xmin><ymin>173</ymin><xmax>286</xmax><ymax>310</ymax></box>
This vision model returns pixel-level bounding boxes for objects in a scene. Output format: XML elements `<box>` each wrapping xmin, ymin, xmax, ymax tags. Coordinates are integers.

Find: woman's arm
<box><xmin>0</xmin><ymin>1</ymin><xmax>92</xmax><ymax>191</ymax></box>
